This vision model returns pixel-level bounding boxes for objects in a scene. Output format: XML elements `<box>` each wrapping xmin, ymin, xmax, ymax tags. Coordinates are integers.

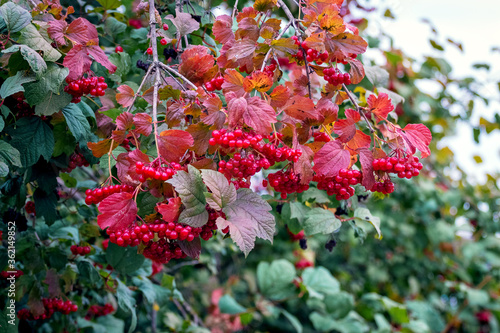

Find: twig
<box><xmin>342</xmin><ymin>83</ymin><xmax>375</xmax><ymax>133</ymax></box>
<box><xmin>278</xmin><ymin>0</ymin><xmax>299</xmax><ymax>35</ymax></box>
<box><xmin>151</xmin><ymin>304</ymin><xmax>157</xmax><ymax>333</ymax></box>
<box><xmin>158</xmin><ymin>63</ymin><xmax>205</xmax><ymax>92</ymax></box>
<box><xmin>301</xmin><ymin>45</ymin><xmax>313</xmax><ymax>97</ymax></box>
<box><xmin>260</xmin><ymin>21</ymin><xmax>292</xmax><ymax>71</ymax></box>
<box><xmin>173</xmin><ymin>299</ymin><xmax>189</xmax><ymax>320</ymax></box>
<box><xmin>127</xmin><ymin>64</ymin><xmax>154</xmax><ymax>113</ymax></box>
<box><xmin>149</xmin><ymin>0</ymin><xmax>162</xmax><ymax>159</ymax></box>
<box><xmin>180</xmin><ymin>298</ymin><xmax>204</xmax><ymax>327</ymax></box>
<box><xmin>232</xmin><ymin>0</ymin><xmax>239</xmax><ymax>20</ymax></box>
<box><xmin>161</xmin><ymin>68</ymin><xmax>187</xmax><ymax>91</ymax></box>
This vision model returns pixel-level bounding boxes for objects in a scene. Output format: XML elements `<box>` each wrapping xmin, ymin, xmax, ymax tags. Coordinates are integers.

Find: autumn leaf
<box><xmin>167</xmin><ymin>165</ymin><xmax>208</xmax><ymax>228</ymax></box>
<box><xmin>97</xmin><ymin>192</ymin><xmax>137</xmax><ymax>232</ymax></box>
<box><xmin>226</xmin><ymin>39</ymin><xmax>256</xmax><ymax>62</ymax></box>
<box><xmin>283</xmin><ymin>96</ymin><xmax>318</xmax><ymax>121</ymax></box>
<box><xmin>326</xmin><ymin>32</ymin><xmax>368</xmax><ymax>56</ymax></box>
<box><xmin>349</xmin><ymin>58</ymin><xmax>365</xmax><ymax>84</ymax></box>
<box><xmin>367</xmin><ymin>92</ymin><xmax>394</xmax><ymax>123</ymax></box>
<box><xmin>294</xmin><ymin>144</ymin><xmax>314</xmax><ymax>184</ymax></box>
<box><xmin>187</xmin><ymin>123</ymin><xmax>214</xmax><ymax>156</ymax></box>
<box><xmin>156</xmin><ymin>197</ymin><xmax>182</xmax><ymax>223</ymax></box>
<box><xmin>201</xmin><ymin>96</ymin><xmax>226</xmax><ymax>128</ymax></box>
<box><xmin>227</xmin><ymin>95</ymin><xmax>248</xmax><ymax>129</ymax></box>
<box><xmin>318</xmin><ymin>6</ymin><xmax>345</xmax><ymax>35</ymax></box>
<box><xmin>270</xmin><ymin>85</ymin><xmax>290</xmax><ymax>108</ymax></box>
<box><xmin>357</xmin><ymin>148</ymin><xmax>375</xmax><ymax>190</ymax></box>
<box><xmin>213</xmin><ymin>15</ymin><xmax>235</xmax><ymax>44</ymax></box>
<box><xmin>347</xmin><ymin>130</ymin><xmax>371</xmax><ymax>151</ymax></box>
<box><xmin>88</xmin><ymin>139</ymin><xmax>118</xmax><ymax>158</ymax></box>
<box><xmin>201</xmin><ymin>169</ymin><xmax>237</xmax><ymax>210</ymax></box>
<box><xmin>165</xmin><ymin>9</ymin><xmax>200</xmax><ymax>37</ymax></box>
<box><xmin>270</xmin><ymin>38</ymin><xmax>299</xmax><ymax>56</ymax></box>
<box><xmin>63</xmin><ymin>44</ymin><xmax>117</xmax><ymax>80</ymax></box>
<box><xmin>254</xmin><ymin>0</ymin><xmax>277</xmax><ymax>12</ymax></box>
<box><xmin>116</xmin><ymin>112</ymin><xmax>134</xmax><ymax>131</ymax></box>
<box><xmin>401</xmin><ymin>124</ymin><xmax>432</xmax><ymax>158</ymax></box>
<box><xmin>179</xmin><ymin>46</ymin><xmax>215</xmax><ymax>86</ymax></box>
<box><xmin>235</xmin><ymin>18</ymin><xmax>260</xmax><ymax>41</ymax></box>
<box><xmin>132</xmin><ymin>113</ymin><xmax>152</xmax><ymax>137</ymax></box>
<box><xmin>116</xmin><ymin>149</ymin><xmax>150</xmax><ymax>185</ymax></box>
<box><xmin>244</xmin><ymin>97</ymin><xmax>277</xmax><ymax>135</ymax></box>
<box><xmin>243</xmin><ymin>71</ymin><xmax>273</xmax><ymax>93</ymax></box>
<box><xmin>116</xmin><ymin>85</ymin><xmax>135</xmax><ymax>108</ymax></box>
<box><xmin>236</xmin><ymin>7</ymin><xmax>258</xmax><ymax>22</ymax></box>
<box><xmin>47</xmin><ymin>17</ymin><xmax>97</xmax><ymax>46</ymax></box>
<box><xmin>158</xmin><ymin>129</ymin><xmax>194</xmax><ymax>162</ymax></box>
<box><xmin>216</xmin><ymin>188</ymin><xmax>275</xmax><ymax>256</ymax></box>
<box><xmin>222</xmin><ymin>69</ymin><xmax>245</xmax><ymax>97</ymax></box>
<box><xmin>334</xmin><ymin>119</ymin><xmax>356</xmax><ymax>142</ymax></box>
<box><xmin>178</xmin><ymin>238</ymin><xmax>202</xmax><ymax>259</ymax></box>
<box><xmin>312</xmin><ymin>140</ymin><xmax>351</xmax><ymax>177</ymax></box>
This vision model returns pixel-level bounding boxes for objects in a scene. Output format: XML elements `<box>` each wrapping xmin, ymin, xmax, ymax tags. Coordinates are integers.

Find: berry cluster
<box><xmin>205</xmin><ymin>76</ymin><xmax>224</xmax><ymax>92</ymax></box>
<box><xmin>314</xmin><ymin>168</ymin><xmax>362</xmax><ymax>200</ymax></box>
<box><xmin>135</xmin><ymin>162</ymin><xmax>180</xmax><ymax>182</ymax></box>
<box><xmin>268</xmin><ymin>170</ymin><xmax>309</xmax><ymax>199</ymax></box>
<box><xmin>62</xmin><ymin>151</ymin><xmax>89</xmax><ymax>173</ymax></box>
<box><xmin>137</xmin><ymin>59</ymin><xmax>151</xmax><ymax>71</ymax></box>
<box><xmin>85</xmin><ymin>184</ymin><xmax>135</xmax><ymax>205</ymax></box>
<box><xmin>372</xmin><ymin>155</ymin><xmax>423</xmax><ymax>179</ymax></box>
<box><xmin>291</xmin><ymin>36</ymin><xmax>329</xmax><ymax>64</ymax></box>
<box><xmin>0</xmin><ymin>270</ymin><xmax>23</xmax><ymax>279</ymax></box>
<box><xmin>371</xmin><ymin>180</ymin><xmax>395</xmax><ymax>194</ymax></box>
<box><xmin>331</xmin><ymin>53</ymin><xmax>358</xmax><ymax>65</ymax></box>
<box><xmin>15</xmin><ymin>97</ymin><xmax>35</xmax><ymax>118</ymax></box>
<box><xmin>85</xmin><ymin>303</ymin><xmax>114</xmax><ymax>320</ymax></box>
<box><xmin>263</xmin><ymin>63</ymin><xmax>277</xmax><ymax>77</ymax></box>
<box><xmin>70</xmin><ymin>245</ymin><xmax>91</xmax><ymax>256</ymax></box>
<box><xmin>163</xmin><ymin>48</ymin><xmax>178</xmax><ymax>60</ymax></box>
<box><xmin>25</xmin><ymin>201</ymin><xmax>35</xmax><ymax>215</ymax></box>
<box><xmin>312</xmin><ymin>131</ymin><xmax>331</xmax><ymax>142</ymax></box>
<box><xmin>64</xmin><ymin>76</ymin><xmax>107</xmax><ymax>103</ymax></box>
<box><xmin>18</xmin><ymin>298</ymin><xmax>78</xmax><ymax>321</ymax></box>
<box><xmin>295</xmin><ymin>258</ymin><xmax>314</xmax><ymax>269</ymax></box>
<box><xmin>209</xmin><ymin>129</ymin><xmax>259</xmax><ymax>149</ymax></box>
<box><xmin>288</xmin><ymin>229</ymin><xmax>305</xmax><ymax>242</ymax></box>
<box><xmin>323</xmin><ymin>68</ymin><xmax>351</xmax><ymax>86</ymax></box>
<box><xmin>142</xmin><ymin>239</ymin><xmax>186</xmax><ymax>263</ymax></box>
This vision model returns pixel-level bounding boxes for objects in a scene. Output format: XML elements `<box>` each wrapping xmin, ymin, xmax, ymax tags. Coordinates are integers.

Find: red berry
<box><xmin>146</xmin><ymin>47</ymin><xmax>153</xmax><ymax>55</ymax></box>
<box><xmin>115</xmin><ymin>46</ymin><xmax>123</xmax><ymax>53</ymax></box>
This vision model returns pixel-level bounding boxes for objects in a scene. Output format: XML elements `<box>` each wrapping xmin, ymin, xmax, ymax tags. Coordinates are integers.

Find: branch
<box><xmin>126</xmin><ymin>64</ymin><xmax>154</xmax><ymax>113</ymax></box>
<box><xmin>149</xmin><ymin>0</ymin><xmax>162</xmax><ymax>159</ymax></box>
<box><xmin>342</xmin><ymin>83</ymin><xmax>375</xmax><ymax>133</ymax></box>
<box><xmin>260</xmin><ymin>21</ymin><xmax>292</xmax><ymax>71</ymax></box>
<box><xmin>158</xmin><ymin>62</ymin><xmax>205</xmax><ymax>92</ymax></box>
<box><xmin>232</xmin><ymin>0</ymin><xmax>239</xmax><ymax>20</ymax></box>
<box><xmin>278</xmin><ymin>0</ymin><xmax>299</xmax><ymax>35</ymax></box>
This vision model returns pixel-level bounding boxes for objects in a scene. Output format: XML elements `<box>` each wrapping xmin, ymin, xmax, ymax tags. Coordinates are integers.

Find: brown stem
<box><xmin>127</xmin><ymin>64</ymin><xmax>154</xmax><ymax>113</ymax></box>
<box><xmin>342</xmin><ymin>83</ymin><xmax>375</xmax><ymax>133</ymax></box>
<box><xmin>260</xmin><ymin>22</ymin><xmax>292</xmax><ymax>71</ymax></box>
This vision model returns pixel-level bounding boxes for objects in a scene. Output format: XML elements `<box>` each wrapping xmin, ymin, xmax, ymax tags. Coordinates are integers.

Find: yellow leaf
<box><xmin>253</xmin><ymin>0</ymin><xmax>277</xmax><ymax>12</ymax></box>
<box><xmin>318</xmin><ymin>6</ymin><xmax>345</xmax><ymax>35</ymax></box>
<box><xmin>473</xmin><ymin>155</ymin><xmax>483</xmax><ymax>164</ymax></box>
<box><xmin>243</xmin><ymin>71</ymin><xmax>273</xmax><ymax>93</ymax></box>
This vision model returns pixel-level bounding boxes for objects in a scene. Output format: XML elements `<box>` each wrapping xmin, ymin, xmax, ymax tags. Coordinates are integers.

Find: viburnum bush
<box><xmin>3</xmin><ymin>0</ymin><xmax>498</xmax><ymax>332</ymax></box>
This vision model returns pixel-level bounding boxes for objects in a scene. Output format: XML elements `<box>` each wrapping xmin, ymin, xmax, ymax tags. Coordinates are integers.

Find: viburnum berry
<box><xmin>85</xmin><ymin>184</ymin><xmax>134</xmax><ymax>205</ymax></box>
<box><xmin>85</xmin><ymin>303</ymin><xmax>114</xmax><ymax>320</ymax></box>
<box><xmin>163</xmin><ymin>23</ymin><xmax>169</xmax><ymax>30</ymax></box>
<box><xmin>115</xmin><ymin>45</ymin><xmax>123</xmax><ymax>53</ymax></box>
<box><xmin>64</xmin><ymin>76</ymin><xmax>107</xmax><ymax>103</ymax></box>
<box><xmin>70</xmin><ymin>245</ymin><xmax>91</xmax><ymax>256</ymax></box>
<box><xmin>312</xmin><ymin>131</ymin><xmax>331</xmax><ymax>142</ymax></box>
<box><xmin>323</xmin><ymin>68</ymin><xmax>351</xmax><ymax>86</ymax></box>
<box><xmin>371</xmin><ymin>180</ymin><xmax>395</xmax><ymax>194</ymax></box>
<box><xmin>17</xmin><ymin>298</ymin><xmax>78</xmax><ymax>321</ymax></box>
<box><xmin>160</xmin><ymin>38</ymin><xmax>167</xmax><ymax>46</ymax></box>
<box><xmin>295</xmin><ymin>258</ymin><xmax>314</xmax><ymax>269</ymax></box>
<box><xmin>146</xmin><ymin>47</ymin><xmax>153</xmax><ymax>55</ymax></box>
<box><xmin>62</xmin><ymin>151</ymin><xmax>90</xmax><ymax>172</ymax></box>
<box><xmin>314</xmin><ymin>168</ymin><xmax>362</xmax><ymax>201</ymax></box>
<box><xmin>25</xmin><ymin>201</ymin><xmax>35</xmax><ymax>215</ymax></box>
<box><xmin>372</xmin><ymin>155</ymin><xmax>423</xmax><ymax>179</ymax></box>
<box><xmin>205</xmin><ymin>75</ymin><xmax>224</xmax><ymax>91</ymax></box>
<box><xmin>268</xmin><ymin>169</ymin><xmax>309</xmax><ymax>199</ymax></box>
<box><xmin>135</xmin><ymin>161</ymin><xmax>178</xmax><ymax>182</ymax></box>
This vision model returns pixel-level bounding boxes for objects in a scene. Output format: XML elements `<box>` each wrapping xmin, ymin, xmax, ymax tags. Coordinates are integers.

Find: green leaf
<box><xmin>0</xmin><ymin>2</ymin><xmax>31</xmax><ymax>33</ymax></box>
<box><xmin>324</xmin><ymin>291</ymin><xmax>355</xmax><ymax>319</ymax></box>
<box><xmin>466</xmin><ymin>288</ymin><xmax>490</xmax><ymax>306</ymax></box>
<box><xmin>117</xmin><ymin>280</ymin><xmax>137</xmax><ymax>333</ymax></box>
<box><xmin>105</xmin><ymin>16</ymin><xmax>127</xmax><ymax>37</ymax></box>
<box><xmin>382</xmin><ymin>297</ymin><xmax>409</xmax><ymax>324</ymax></box>
<box><xmin>35</xmin><ymin>91</ymin><xmax>72</xmax><ymax>116</ymax></box>
<box><xmin>62</xmin><ymin>103</ymin><xmax>92</xmax><ymax>143</ymax></box>
<box><xmin>0</xmin><ymin>71</ymin><xmax>35</xmax><ymax>99</ymax></box>
<box><xmin>59</xmin><ymin>172</ymin><xmax>77</xmax><ymax>188</ymax></box>
<box><xmin>354</xmin><ymin>207</ymin><xmax>382</xmax><ymax>239</ymax></box>
<box><xmin>3</xmin><ymin>45</ymin><xmax>47</xmax><ymax>75</ymax></box>
<box><xmin>99</xmin><ymin>146</ymin><xmax>127</xmax><ymax>171</ymax></box>
<box><xmin>167</xmin><ymin>165</ymin><xmax>208</xmax><ymax>227</ymax></box>
<box><xmin>303</xmin><ymin>208</ymin><xmax>341</xmax><ymax>236</ymax></box>
<box><xmin>99</xmin><ymin>108</ymin><xmax>122</xmax><ymax>120</ymax></box>
<box><xmin>77</xmin><ymin>258</ymin><xmax>101</xmax><ymax>284</ymax></box>
<box><xmin>302</xmin><ymin>187</ymin><xmax>330</xmax><ymax>204</ymax></box>
<box><xmin>0</xmin><ymin>117</ymin><xmax>3</xmax><ymax>132</ymax></box>
<box><xmin>280</xmin><ymin>309</ymin><xmax>303</xmax><ymax>333</ymax></box>
<box><xmin>0</xmin><ymin>161</ymin><xmax>8</xmax><ymax>177</ymax></box>
<box><xmin>5</xmin><ymin>117</ymin><xmax>54</xmax><ymax>167</ymax></box>
<box><xmin>302</xmin><ymin>267</ymin><xmax>340</xmax><ymax>299</ymax></box>
<box><xmin>106</xmin><ymin>243</ymin><xmax>145</xmax><ymax>275</ymax></box>
<box><xmin>364</xmin><ymin>65</ymin><xmax>389</xmax><ymax>87</ymax></box>
<box><xmin>310</xmin><ymin>312</ymin><xmax>369</xmax><ymax>333</ymax></box>
<box><xmin>52</xmin><ymin>122</ymin><xmax>76</xmax><ymax>156</ymax></box>
<box><xmin>201</xmin><ymin>169</ymin><xmax>237</xmax><ymax>210</ymax></box>
<box><xmin>130</xmin><ymin>28</ymin><xmax>149</xmax><ymax>41</ymax></box>
<box><xmin>97</xmin><ymin>0</ymin><xmax>122</xmax><ymax>10</ymax></box>
<box><xmin>34</xmin><ymin>189</ymin><xmax>59</xmax><ymax>224</ymax></box>
<box><xmin>405</xmin><ymin>301</ymin><xmax>445</xmax><ymax>332</ymax></box>
<box><xmin>18</xmin><ymin>24</ymin><xmax>61</xmax><ymax>62</ymax></box>
<box><xmin>23</xmin><ymin>63</ymin><xmax>69</xmax><ymax>105</ymax></box>
<box><xmin>218</xmin><ymin>294</ymin><xmax>246</xmax><ymax>314</ymax></box>
<box><xmin>109</xmin><ymin>52</ymin><xmax>131</xmax><ymax>80</ymax></box>
<box><xmin>257</xmin><ymin>259</ymin><xmax>296</xmax><ymax>300</ymax></box>
<box><xmin>138</xmin><ymin>192</ymin><xmax>161</xmax><ymax>216</ymax></box>
<box><xmin>0</xmin><ymin>140</ymin><xmax>22</xmax><ymax>167</ymax></box>
<box><xmin>79</xmin><ymin>223</ymin><xmax>101</xmax><ymax>238</ymax></box>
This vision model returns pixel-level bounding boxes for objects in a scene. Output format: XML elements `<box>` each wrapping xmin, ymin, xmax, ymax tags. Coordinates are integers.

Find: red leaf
<box><xmin>226</xmin><ymin>39</ymin><xmax>256</xmax><ymax>62</ymax></box>
<box><xmin>270</xmin><ymin>85</ymin><xmax>290</xmax><ymax>109</ymax></box>
<box><xmin>345</xmin><ymin>108</ymin><xmax>360</xmax><ymax>122</ymax></box>
<box><xmin>87</xmin><ymin>45</ymin><xmax>117</xmax><ymax>74</ymax></box>
<box><xmin>66</xmin><ymin>17</ymin><xmax>98</xmax><ymax>45</ymax></box>
<box><xmin>284</xmin><ymin>96</ymin><xmax>318</xmax><ymax>121</ymax></box>
<box><xmin>333</xmin><ymin>119</ymin><xmax>356</xmax><ymax>142</ymax></box>
<box><xmin>357</xmin><ymin>148</ymin><xmax>375</xmax><ymax>190</ymax></box>
<box><xmin>116</xmin><ymin>85</ymin><xmax>135</xmax><ymax>107</ymax></box>
<box><xmin>244</xmin><ymin>97</ymin><xmax>277</xmax><ymax>135</ymax></box>
<box><xmin>367</xmin><ymin>93</ymin><xmax>394</xmax><ymax>123</ymax></box>
<box><xmin>316</xmin><ymin>98</ymin><xmax>338</xmax><ymax>123</ymax></box>
<box><xmin>88</xmin><ymin>139</ymin><xmax>118</xmax><ymax>158</ymax></box>
<box><xmin>47</xmin><ymin>20</ymin><xmax>68</xmax><ymax>45</ymax></box>
<box><xmin>293</xmin><ymin>144</ymin><xmax>314</xmax><ymax>184</ymax></box>
<box><xmin>116</xmin><ymin>112</ymin><xmax>134</xmax><ymax>130</ymax></box>
<box><xmin>201</xmin><ymin>95</ymin><xmax>226</xmax><ymax>128</ymax></box>
<box><xmin>63</xmin><ymin>45</ymin><xmax>117</xmax><ymax>80</ymax></box>
<box><xmin>402</xmin><ymin>123</ymin><xmax>432</xmax><ymax>158</ymax></box>
<box><xmin>133</xmin><ymin>113</ymin><xmax>152</xmax><ymax>136</ymax></box>
<box><xmin>156</xmin><ymin>197</ymin><xmax>182</xmax><ymax>223</ymax></box>
<box><xmin>97</xmin><ymin>192</ymin><xmax>137</xmax><ymax>232</ymax></box>
<box><xmin>158</xmin><ymin>129</ymin><xmax>194</xmax><ymax>162</ymax></box>
<box><xmin>179</xmin><ymin>46</ymin><xmax>215</xmax><ymax>86</ymax></box>
<box><xmin>111</xmin><ymin>129</ymin><xmax>126</xmax><ymax>143</ymax></box>
<box><xmin>222</xmin><ymin>69</ymin><xmax>245</xmax><ymax>97</ymax></box>
<box><xmin>117</xmin><ymin>149</ymin><xmax>150</xmax><ymax>185</ymax></box>
<box><xmin>178</xmin><ymin>238</ymin><xmax>202</xmax><ymax>259</ymax></box>
<box><xmin>348</xmin><ymin>58</ymin><xmax>365</xmax><ymax>84</ymax></box>
<box><xmin>313</xmin><ymin>140</ymin><xmax>351</xmax><ymax>177</ymax></box>
<box><xmin>213</xmin><ymin>15</ymin><xmax>235</xmax><ymax>44</ymax></box>
<box><xmin>327</xmin><ymin>32</ymin><xmax>367</xmax><ymax>55</ymax></box>
<box><xmin>227</xmin><ymin>96</ymin><xmax>247</xmax><ymax>128</ymax></box>
<box><xmin>347</xmin><ymin>130</ymin><xmax>371</xmax><ymax>151</ymax></box>
<box><xmin>187</xmin><ymin>123</ymin><xmax>214</xmax><ymax>155</ymax></box>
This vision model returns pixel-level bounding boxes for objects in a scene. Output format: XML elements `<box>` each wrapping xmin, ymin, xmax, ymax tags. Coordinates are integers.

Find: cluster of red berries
<box><xmin>323</xmin><ymin>68</ymin><xmax>351</xmax><ymax>86</ymax></box>
<box><xmin>312</xmin><ymin>131</ymin><xmax>331</xmax><ymax>143</ymax></box>
<box><xmin>18</xmin><ymin>298</ymin><xmax>78</xmax><ymax>321</ymax></box>
<box><xmin>205</xmin><ymin>76</ymin><xmax>224</xmax><ymax>91</ymax></box>
<box><xmin>0</xmin><ymin>270</ymin><xmax>23</xmax><ymax>279</ymax></box>
<box><xmin>291</xmin><ymin>36</ymin><xmax>329</xmax><ymax>64</ymax></box>
<box><xmin>15</xmin><ymin>97</ymin><xmax>35</xmax><ymax>118</ymax></box>
<box><xmin>85</xmin><ymin>184</ymin><xmax>135</xmax><ymax>205</ymax></box>
<box><xmin>288</xmin><ymin>230</ymin><xmax>305</xmax><ymax>242</ymax></box>
<box><xmin>108</xmin><ymin>223</ymin><xmax>153</xmax><ymax>247</ymax></box>
<box><xmin>295</xmin><ymin>258</ymin><xmax>314</xmax><ymax>269</ymax></box>
<box><xmin>331</xmin><ymin>53</ymin><xmax>358</xmax><ymax>65</ymax></box>
<box><xmin>25</xmin><ymin>201</ymin><xmax>35</xmax><ymax>215</ymax></box>
<box><xmin>142</xmin><ymin>239</ymin><xmax>186</xmax><ymax>263</ymax></box>
<box><xmin>371</xmin><ymin>180</ymin><xmax>395</xmax><ymax>194</ymax></box>
<box><xmin>263</xmin><ymin>63</ymin><xmax>277</xmax><ymax>77</ymax></box>
<box><xmin>209</xmin><ymin>129</ymin><xmax>260</xmax><ymax>149</ymax></box>
<box><xmin>64</xmin><ymin>76</ymin><xmax>108</xmax><ymax>103</ymax></box>
<box><xmin>135</xmin><ymin>162</ymin><xmax>181</xmax><ymax>182</ymax></box>
<box><xmin>218</xmin><ymin>153</ymin><xmax>267</xmax><ymax>180</ymax></box>
<box><xmin>314</xmin><ymin>168</ymin><xmax>362</xmax><ymax>200</ymax></box>
<box><xmin>85</xmin><ymin>303</ymin><xmax>114</xmax><ymax>320</ymax></box>
<box><xmin>372</xmin><ymin>155</ymin><xmax>423</xmax><ymax>179</ymax></box>
<box><xmin>62</xmin><ymin>151</ymin><xmax>89</xmax><ymax>172</ymax></box>
<box><xmin>70</xmin><ymin>245</ymin><xmax>91</xmax><ymax>256</ymax></box>
<box><xmin>267</xmin><ymin>170</ymin><xmax>309</xmax><ymax>199</ymax></box>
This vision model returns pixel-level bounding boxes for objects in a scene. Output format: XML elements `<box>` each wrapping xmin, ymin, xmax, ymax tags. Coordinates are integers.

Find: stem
<box><xmin>260</xmin><ymin>21</ymin><xmax>292</xmax><ymax>71</ymax></box>
<box><xmin>158</xmin><ymin>63</ymin><xmax>202</xmax><ymax>92</ymax></box>
<box><xmin>278</xmin><ymin>0</ymin><xmax>299</xmax><ymax>35</ymax></box>
<box><xmin>342</xmin><ymin>83</ymin><xmax>375</xmax><ymax>133</ymax></box>
<box><xmin>149</xmin><ymin>0</ymin><xmax>162</xmax><ymax>159</ymax></box>
<box><xmin>127</xmin><ymin>64</ymin><xmax>154</xmax><ymax>113</ymax></box>
<box><xmin>232</xmin><ymin>0</ymin><xmax>239</xmax><ymax>20</ymax></box>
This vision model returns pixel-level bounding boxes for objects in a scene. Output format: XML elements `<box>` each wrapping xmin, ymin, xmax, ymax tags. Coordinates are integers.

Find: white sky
<box><xmin>358</xmin><ymin>0</ymin><xmax>500</xmax><ymax>183</ymax></box>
